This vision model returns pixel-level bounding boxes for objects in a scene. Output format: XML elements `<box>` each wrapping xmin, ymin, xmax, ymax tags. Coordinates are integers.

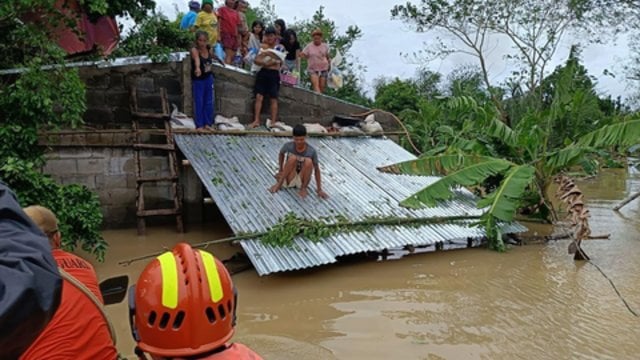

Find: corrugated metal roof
<box><xmin>175</xmin><ymin>134</ymin><xmax>528</xmax><ymax>275</ymax></box>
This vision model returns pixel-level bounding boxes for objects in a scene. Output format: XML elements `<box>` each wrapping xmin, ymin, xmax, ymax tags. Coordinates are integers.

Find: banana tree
<box><xmin>379</xmin><ymin>95</ymin><xmax>640</xmax><ymax>251</ymax></box>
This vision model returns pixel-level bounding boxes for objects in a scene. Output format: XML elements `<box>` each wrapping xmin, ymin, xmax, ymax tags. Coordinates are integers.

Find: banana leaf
<box><xmin>378</xmin><ymin>154</ymin><xmax>497</xmax><ymax>176</ymax></box>
<box><xmin>400</xmin><ymin>159</ymin><xmax>514</xmax><ymax>208</ymax></box>
<box><xmin>577</xmin><ymin>119</ymin><xmax>640</xmax><ymax>149</ymax></box>
<box><xmin>477</xmin><ymin>165</ymin><xmax>536</xmax><ymax>222</ymax></box>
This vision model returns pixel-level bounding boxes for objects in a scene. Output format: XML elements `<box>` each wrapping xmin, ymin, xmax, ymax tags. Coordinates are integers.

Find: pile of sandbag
<box><xmin>331</xmin><ymin>114</ymin><xmax>383</xmax><ymax>135</ymax></box>
<box><xmin>215</xmin><ymin>115</ymin><xmax>245</xmax><ymax>131</ymax></box>
<box><xmin>170</xmin><ymin>104</ymin><xmax>196</xmax><ymax>129</ymax></box>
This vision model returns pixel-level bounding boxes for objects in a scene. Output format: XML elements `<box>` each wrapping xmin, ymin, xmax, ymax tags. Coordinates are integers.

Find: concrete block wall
<box><xmin>79</xmin><ymin>61</ymin><xmax>184</xmax><ymax>128</ymax></box>
<box><xmin>43</xmin><ymin>147</ymin><xmax>179</xmax><ymax>228</ymax></box>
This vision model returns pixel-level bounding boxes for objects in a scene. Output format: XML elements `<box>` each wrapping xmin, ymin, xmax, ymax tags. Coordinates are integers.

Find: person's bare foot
<box><xmin>248</xmin><ymin>121</ymin><xmax>261</xmax><ymax>129</ymax></box>
<box><xmin>269</xmin><ymin>184</ymin><xmax>281</xmax><ymax>193</ymax></box>
<box><xmin>298</xmin><ymin>188</ymin><xmax>308</xmax><ymax>199</ymax></box>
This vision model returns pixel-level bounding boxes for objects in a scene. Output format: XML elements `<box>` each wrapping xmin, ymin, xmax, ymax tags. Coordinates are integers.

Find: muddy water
<box><xmin>91</xmin><ymin>167</ymin><xmax>640</xmax><ymax>360</ymax></box>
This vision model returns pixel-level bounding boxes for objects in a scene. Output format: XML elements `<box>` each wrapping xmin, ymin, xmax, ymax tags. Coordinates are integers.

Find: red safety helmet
<box><xmin>129</xmin><ymin>243</ymin><xmax>237</xmax><ymax>358</ymax></box>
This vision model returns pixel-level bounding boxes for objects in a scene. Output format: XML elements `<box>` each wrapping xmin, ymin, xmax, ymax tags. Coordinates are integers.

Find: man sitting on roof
<box><xmin>269</xmin><ymin>124</ymin><xmax>329</xmax><ymax>199</ymax></box>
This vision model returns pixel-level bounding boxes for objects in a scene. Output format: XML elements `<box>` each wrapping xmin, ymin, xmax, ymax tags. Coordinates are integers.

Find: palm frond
<box><xmin>577</xmin><ymin>119</ymin><xmax>640</xmax><ymax>149</ymax></box>
<box><xmin>477</xmin><ymin>165</ymin><xmax>536</xmax><ymax>222</ymax></box>
<box><xmin>378</xmin><ymin>154</ymin><xmax>497</xmax><ymax>175</ymax></box>
<box><xmin>400</xmin><ymin>159</ymin><xmax>514</xmax><ymax>208</ymax></box>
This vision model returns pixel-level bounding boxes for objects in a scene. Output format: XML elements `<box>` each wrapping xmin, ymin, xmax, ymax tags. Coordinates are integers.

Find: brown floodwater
<box><xmin>90</xmin><ymin>167</ymin><xmax>640</xmax><ymax>360</ymax></box>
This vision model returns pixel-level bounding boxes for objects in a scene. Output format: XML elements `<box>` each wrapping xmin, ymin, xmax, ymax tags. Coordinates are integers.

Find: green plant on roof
<box><xmin>211</xmin><ymin>176</ymin><xmax>224</xmax><ymax>185</ymax></box>
<box><xmin>259</xmin><ymin>212</ymin><xmax>479</xmax><ymax>248</ymax></box>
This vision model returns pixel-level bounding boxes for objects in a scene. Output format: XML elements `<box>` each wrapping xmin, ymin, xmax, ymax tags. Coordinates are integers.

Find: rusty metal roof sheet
<box><xmin>175</xmin><ymin>134</ymin><xmax>527</xmax><ymax>275</ymax></box>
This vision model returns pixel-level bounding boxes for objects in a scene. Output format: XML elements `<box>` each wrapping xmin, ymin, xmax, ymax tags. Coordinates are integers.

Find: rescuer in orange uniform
<box><xmin>129</xmin><ymin>243</ymin><xmax>262</xmax><ymax>360</ymax></box>
<box><xmin>20</xmin><ymin>205</ymin><xmax>118</xmax><ymax>360</ymax></box>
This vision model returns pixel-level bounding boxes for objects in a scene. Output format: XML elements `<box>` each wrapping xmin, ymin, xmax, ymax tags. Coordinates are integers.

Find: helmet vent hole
<box><xmin>206</xmin><ymin>307</ymin><xmax>217</xmax><ymax>323</ymax></box>
<box><xmin>159</xmin><ymin>312</ymin><xmax>171</xmax><ymax>329</ymax></box>
<box><xmin>148</xmin><ymin>311</ymin><xmax>157</xmax><ymax>326</ymax></box>
<box><xmin>173</xmin><ymin>311</ymin><xmax>185</xmax><ymax>329</ymax></box>
<box><xmin>218</xmin><ymin>304</ymin><xmax>226</xmax><ymax>320</ymax></box>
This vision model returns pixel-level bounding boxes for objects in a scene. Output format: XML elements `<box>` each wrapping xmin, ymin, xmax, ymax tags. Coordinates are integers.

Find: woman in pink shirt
<box><xmin>301</xmin><ymin>28</ymin><xmax>331</xmax><ymax>93</ymax></box>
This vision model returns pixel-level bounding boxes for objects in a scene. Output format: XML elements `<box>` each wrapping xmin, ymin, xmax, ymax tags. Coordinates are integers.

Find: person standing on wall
<box><xmin>180</xmin><ymin>1</ymin><xmax>201</xmax><ymax>30</ymax></box>
<box><xmin>236</xmin><ymin>0</ymin><xmax>250</xmax><ymax>64</ymax></box>
<box><xmin>282</xmin><ymin>29</ymin><xmax>301</xmax><ymax>73</ymax></box>
<box><xmin>20</xmin><ymin>205</ymin><xmax>118</xmax><ymax>360</ymax></box>
<box><xmin>191</xmin><ymin>31</ymin><xmax>216</xmax><ymax>130</ymax></box>
<box><xmin>194</xmin><ymin>0</ymin><xmax>219</xmax><ymax>46</ymax></box>
<box><xmin>301</xmin><ymin>28</ymin><xmax>331</xmax><ymax>94</ymax></box>
<box><xmin>217</xmin><ymin>0</ymin><xmax>242</xmax><ymax>65</ymax></box>
<box><xmin>249</xmin><ymin>27</ymin><xmax>283</xmax><ymax>129</ymax></box>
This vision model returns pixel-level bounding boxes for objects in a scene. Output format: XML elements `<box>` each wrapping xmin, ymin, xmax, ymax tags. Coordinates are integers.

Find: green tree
<box><xmin>374</xmin><ymin>77</ymin><xmax>422</xmax><ymax>114</ymax></box>
<box><xmin>391</xmin><ymin>0</ymin><xmax>595</xmax><ymax>122</ymax></box>
<box><xmin>113</xmin><ymin>11</ymin><xmax>193</xmax><ymax>61</ymax></box>
<box><xmin>0</xmin><ymin>0</ymin><xmax>151</xmax><ymax>260</ymax></box>
<box><xmin>380</xmin><ymin>67</ymin><xmax>640</xmax><ymax>251</ymax></box>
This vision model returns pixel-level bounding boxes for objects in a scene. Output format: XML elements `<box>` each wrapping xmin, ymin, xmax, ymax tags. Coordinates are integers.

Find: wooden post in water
<box><xmin>613</xmin><ymin>191</ymin><xmax>640</xmax><ymax>212</ymax></box>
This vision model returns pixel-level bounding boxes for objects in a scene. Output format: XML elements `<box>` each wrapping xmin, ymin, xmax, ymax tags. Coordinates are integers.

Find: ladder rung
<box><xmin>137</xmin><ymin>208</ymin><xmax>181</xmax><ymax>217</ymax></box>
<box><xmin>137</xmin><ymin>176</ymin><xmax>178</xmax><ymax>183</ymax></box>
<box><xmin>133</xmin><ymin>144</ymin><xmax>175</xmax><ymax>151</ymax></box>
<box><xmin>132</xmin><ymin>112</ymin><xmax>169</xmax><ymax>119</ymax></box>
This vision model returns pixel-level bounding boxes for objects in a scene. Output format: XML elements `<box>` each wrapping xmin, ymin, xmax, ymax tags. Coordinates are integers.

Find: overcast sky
<box><xmin>155</xmin><ymin>0</ymin><xmax>631</xmax><ymax>99</ymax></box>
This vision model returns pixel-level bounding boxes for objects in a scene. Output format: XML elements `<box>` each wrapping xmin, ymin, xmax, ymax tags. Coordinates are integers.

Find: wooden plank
<box><xmin>137</xmin><ymin>208</ymin><xmax>181</xmax><ymax>217</ymax></box>
<box><xmin>133</xmin><ymin>144</ymin><xmax>175</xmax><ymax>151</ymax></box>
<box><xmin>136</xmin><ymin>176</ymin><xmax>178</xmax><ymax>183</ymax></box>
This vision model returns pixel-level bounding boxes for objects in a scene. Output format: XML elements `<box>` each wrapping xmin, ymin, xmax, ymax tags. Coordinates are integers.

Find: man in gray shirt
<box><xmin>269</xmin><ymin>124</ymin><xmax>329</xmax><ymax>199</ymax></box>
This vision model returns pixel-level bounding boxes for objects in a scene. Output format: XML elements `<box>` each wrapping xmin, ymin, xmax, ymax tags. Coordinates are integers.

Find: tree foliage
<box><xmin>378</xmin><ymin>52</ymin><xmax>640</xmax><ymax>251</ymax></box>
<box><xmin>113</xmin><ymin>11</ymin><xmax>192</xmax><ymax>61</ymax></box>
<box><xmin>0</xmin><ymin>0</ymin><xmax>122</xmax><ymax>260</ymax></box>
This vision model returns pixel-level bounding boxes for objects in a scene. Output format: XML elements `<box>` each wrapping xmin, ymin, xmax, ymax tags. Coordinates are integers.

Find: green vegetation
<box><xmin>378</xmin><ymin>1</ymin><xmax>640</xmax><ymax>251</ymax></box>
<box><xmin>0</xmin><ymin>0</ymin><xmax>152</xmax><ymax>260</ymax></box>
<box><xmin>260</xmin><ymin>212</ymin><xmax>480</xmax><ymax>248</ymax></box>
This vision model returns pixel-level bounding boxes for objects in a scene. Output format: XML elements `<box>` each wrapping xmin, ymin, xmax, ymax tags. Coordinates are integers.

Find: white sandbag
<box><xmin>364</xmin><ymin>114</ymin><xmax>376</xmax><ymax>123</ymax></box>
<box><xmin>170</xmin><ymin>104</ymin><xmax>195</xmax><ymax>129</ymax></box>
<box><xmin>217</xmin><ymin>123</ymin><xmax>245</xmax><ymax>131</ymax></box>
<box><xmin>362</xmin><ymin>120</ymin><xmax>383</xmax><ymax>134</ymax></box>
<box><xmin>215</xmin><ymin>114</ymin><xmax>241</xmax><ymax>125</ymax></box>
<box><xmin>266</xmin><ymin>119</ymin><xmax>293</xmax><ymax>132</ymax></box>
<box><xmin>338</xmin><ymin>126</ymin><xmax>365</xmax><ymax>135</ymax></box>
<box><xmin>303</xmin><ymin>123</ymin><xmax>328</xmax><ymax>134</ymax></box>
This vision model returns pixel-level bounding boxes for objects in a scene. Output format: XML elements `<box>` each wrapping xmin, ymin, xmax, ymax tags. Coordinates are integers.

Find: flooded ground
<box><xmin>92</xmin><ymin>166</ymin><xmax>640</xmax><ymax>359</ymax></box>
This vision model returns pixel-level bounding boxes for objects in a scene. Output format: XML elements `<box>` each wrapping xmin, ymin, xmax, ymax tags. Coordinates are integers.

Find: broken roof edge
<box><xmin>240</xmin><ymin>221</ymin><xmax>528</xmax><ymax>276</ymax></box>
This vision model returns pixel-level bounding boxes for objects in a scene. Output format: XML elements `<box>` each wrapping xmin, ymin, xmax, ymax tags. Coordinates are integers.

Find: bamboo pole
<box><xmin>117</xmin><ymin>215</ymin><xmax>480</xmax><ymax>266</ymax></box>
<box><xmin>613</xmin><ymin>191</ymin><xmax>640</xmax><ymax>211</ymax></box>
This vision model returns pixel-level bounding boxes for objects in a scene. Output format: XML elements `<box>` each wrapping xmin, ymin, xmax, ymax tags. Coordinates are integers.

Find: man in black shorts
<box><xmin>269</xmin><ymin>125</ymin><xmax>329</xmax><ymax>199</ymax></box>
<box><xmin>249</xmin><ymin>26</ymin><xmax>282</xmax><ymax>128</ymax></box>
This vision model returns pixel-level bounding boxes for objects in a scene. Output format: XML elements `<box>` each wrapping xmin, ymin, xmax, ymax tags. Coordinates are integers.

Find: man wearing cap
<box><xmin>249</xmin><ymin>26</ymin><xmax>284</xmax><ymax>129</ymax></box>
<box><xmin>20</xmin><ymin>205</ymin><xmax>117</xmax><ymax>360</ymax></box>
<box><xmin>180</xmin><ymin>1</ymin><xmax>201</xmax><ymax>30</ymax></box>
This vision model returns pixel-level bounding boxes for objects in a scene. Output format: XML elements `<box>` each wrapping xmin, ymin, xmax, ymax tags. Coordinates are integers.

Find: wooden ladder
<box><xmin>130</xmin><ymin>86</ymin><xmax>184</xmax><ymax>236</ymax></box>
